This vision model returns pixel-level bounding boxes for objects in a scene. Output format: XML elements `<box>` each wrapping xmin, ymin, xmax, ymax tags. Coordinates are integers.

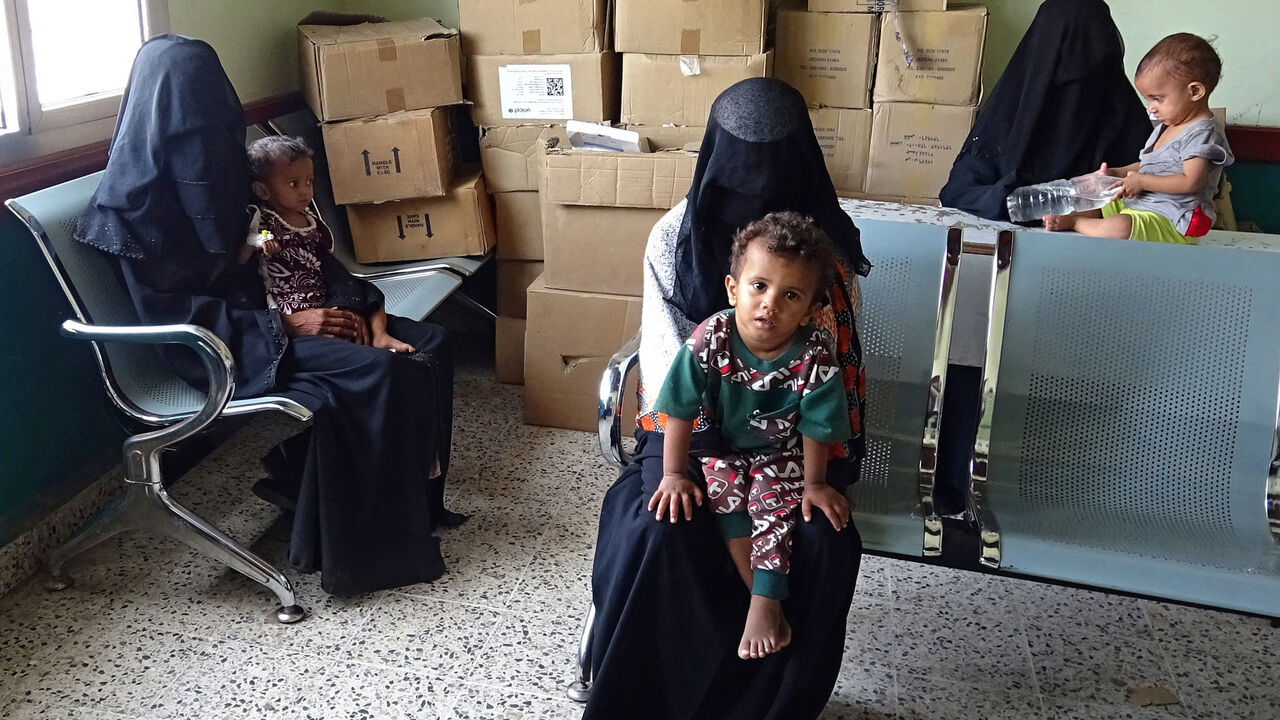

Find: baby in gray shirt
<box><xmin>1045</xmin><ymin>33</ymin><xmax>1234</xmax><ymax>243</ymax></box>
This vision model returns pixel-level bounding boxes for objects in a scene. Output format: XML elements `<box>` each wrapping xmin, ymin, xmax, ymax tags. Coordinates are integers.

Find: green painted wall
<box><xmin>980</xmin><ymin>0</ymin><xmax>1280</xmax><ymax>127</ymax></box>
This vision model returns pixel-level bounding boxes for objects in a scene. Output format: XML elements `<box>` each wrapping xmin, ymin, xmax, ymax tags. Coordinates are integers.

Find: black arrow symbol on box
<box><xmin>396</xmin><ymin>216</ymin><xmax>405</xmax><ymax>239</ymax></box>
<box><xmin>424</xmin><ymin>214</ymin><xmax>433</xmax><ymax>238</ymax></box>
<box><xmin>392</xmin><ymin>147</ymin><xmax>401</xmax><ymax>173</ymax></box>
<box><xmin>361</xmin><ymin>149</ymin><xmax>371</xmax><ymax>176</ymax></box>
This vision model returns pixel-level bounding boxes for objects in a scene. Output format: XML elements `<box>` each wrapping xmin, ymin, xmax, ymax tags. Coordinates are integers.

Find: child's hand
<box><xmin>802</xmin><ymin>482</ymin><xmax>850</xmax><ymax>531</ymax></box>
<box><xmin>373</xmin><ymin>331</ymin><xmax>415</xmax><ymax>354</ymax></box>
<box><xmin>1111</xmin><ymin>171</ymin><xmax>1145</xmax><ymax>198</ymax></box>
<box><xmin>261</xmin><ymin>239</ymin><xmax>281</xmax><ymax>256</ymax></box>
<box><xmin>1098</xmin><ymin>162</ymin><xmax>1118</xmax><ymax>178</ymax></box>
<box><xmin>647</xmin><ymin>473</ymin><xmax>704</xmax><ymax>523</ymax></box>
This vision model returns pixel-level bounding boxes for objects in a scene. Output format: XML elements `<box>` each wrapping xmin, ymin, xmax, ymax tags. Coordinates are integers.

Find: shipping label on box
<box><xmin>299</xmin><ymin>18</ymin><xmax>464</xmax><ymax>122</ymax></box>
<box><xmin>541</xmin><ymin>201</ymin><xmax>666</xmax><ymax>296</ymax></box>
<box><xmin>621</xmin><ymin>52</ymin><xmax>773</xmax><ymax>127</ymax></box>
<box><xmin>616</xmin><ymin>0</ymin><xmax>768</xmax><ymax>55</ymax></box>
<box><xmin>495</xmin><ymin>191</ymin><xmax>544</xmax><ymax>260</ymax></box>
<box><xmin>322</xmin><ymin>108</ymin><xmax>456</xmax><ymax>205</ymax></box>
<box><xmin>873</xmin><ymin>7</ymin><xmax>987</xmax><ymax>106</ymax></box>
<box><xmin>808</xmin><ymin>0</ymin><xmax>947</xmax><ymax>11</ymax></box>
<box><xmin>470</xmin><ymin>53</ymin><xmax>620</xmax><ymax>127</ymax></box>
<box><xmin>458</xmin><ymin>0</ymin><xmax>608</xmax><ymax>55</ymax></box>
<box><xmin>776</xmin><ymin>11</ymin><xmax>878</xmax><ymax>110</ymax></box>
<box><xmin>866</xmin><ymin>102</ymin><xmax>975</xmax><ymax>199</ymax></box>
<box><xmin>497</xmin><ymin>260</ymin><xmax>544</xmax><ymax>317</ymax></box>
<box><xmin>494</xmin><ymin>315</ymin><xmax>527</xmax><ymax>385</ymax></box>
<box><xmin>479</xmin><ymin>125</ymin><xmax>570</xmax><ymax>192</ymax></box>
<box><xmin>524</xmin><ymin>277</ymin><xmax>642</xmax><ymax>433</ymax></box>
<box><xmin>809</xmin><ymin>107</ymin><xmax>872</xmax><ymax>195</ymax></box>
<box><xmin>543</xmin><ymin>149</ymin><xmax>697</xmax><ymax>210</ymax></box>
<box><xmin>346</xmin><ymin>167</ymin><xmax>495</xmax><ymax>262</ymax></box>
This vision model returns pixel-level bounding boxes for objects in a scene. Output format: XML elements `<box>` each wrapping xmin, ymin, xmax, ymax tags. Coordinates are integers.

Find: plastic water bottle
<box><xmin>1006</xmin><ymin>172</ymin><xmax>1119</xmax><ymax>222</ymax></box>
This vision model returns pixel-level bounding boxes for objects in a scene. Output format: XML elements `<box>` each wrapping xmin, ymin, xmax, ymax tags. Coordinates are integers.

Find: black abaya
<box><xmin>77</xmin><ymin>34</ymin><xmax>452</xmax><ymax>595</ymax></box>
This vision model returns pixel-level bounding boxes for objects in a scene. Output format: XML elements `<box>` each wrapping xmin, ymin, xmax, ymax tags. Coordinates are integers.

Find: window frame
<box><xmin>0</xmin><ymin>0</ymin><xmax>169</xmax><ymax>168</ymax></box>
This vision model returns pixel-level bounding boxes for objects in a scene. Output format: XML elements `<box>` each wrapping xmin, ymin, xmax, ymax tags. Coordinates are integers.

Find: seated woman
<box><xmin>939</xmin><ymin>0</ymin><xmax>1153</xmax><ymax>220</ymax></box>
<box><xmin>74</xmin><ymin>34</ymin><xmax>460</xmax><ymax>596</ymax></box>
<box><xmin>584</xmin><ymin>78</ymin><xmax>871</xmax><ymax>720</ymax></box>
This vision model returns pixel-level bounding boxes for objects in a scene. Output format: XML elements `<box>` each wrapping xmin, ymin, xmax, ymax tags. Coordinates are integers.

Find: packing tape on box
<box><xmin>885</xmin><ymin>0</ymin><xmax>917</xmax><ymax>68</ymax></box>
<box><xmin>377</xmin><ymin>38</ymin><xmax>398</xmax><ymax>62</ymax></box>
<box><xmin>680</xmin><ymin>29</ymin><xmax>701</xmax><ymax>55</ymax></box>
<box><xmin>385</xmin><ymin>87</ymin><xmax>406</xmax><ymax>112</ymax></box>
<box><xmin>679</xmin><ymin>55</ymin><xmax>701</xmax><ymax>77</ymax></box>
<box><xmin>522</xmin><ymin>29</ymin><xmax>541</xmax><ymax>53</ymax></box>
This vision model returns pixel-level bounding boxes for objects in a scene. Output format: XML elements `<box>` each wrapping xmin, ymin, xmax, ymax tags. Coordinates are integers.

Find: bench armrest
<box><xmin>61</xmin><ymin>319</ymin><xmax>235</xmax><ymax>484</ymax></box>
<box><xmin>598</xmin><ymin>329</ymin><xmax>641</xmax><ymax>470</ymax></box>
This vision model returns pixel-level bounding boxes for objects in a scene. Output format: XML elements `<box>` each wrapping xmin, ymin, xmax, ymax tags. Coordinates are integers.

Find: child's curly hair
<box><xmin>1137</xmin><ymin>33</ymin><xmax>1222</xmax><ymax>93</ymax></box>
<box><xmin>729</xmin><ymin>211</ymin><xmax>838</xmax><ymax>302</ymax></box>
<box><xmin>247</xmin><ymin>135</ymin><xmax>313</xmax><ymax>181</ymax></box>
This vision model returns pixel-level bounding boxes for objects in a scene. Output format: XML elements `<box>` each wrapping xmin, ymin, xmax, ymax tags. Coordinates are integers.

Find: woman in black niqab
<box><xmin>585</xmin><ymin>78</ymin><xmax>868</xmax><ymax>720</ymax></box>
<box><xmin>938</xmin><ymin>0</ymin><xmax>1152</xmax><ymax>220</ymax></box>
<box><xmin>75</xmin><ymin>35</ymin><xmax>456</xmax><ymax>596</ymax></box>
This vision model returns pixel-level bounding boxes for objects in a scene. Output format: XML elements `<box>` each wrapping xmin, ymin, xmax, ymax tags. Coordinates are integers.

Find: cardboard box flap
<box><xmin>544</xmin><ymin>149</ymin><xmax>697</xmax><ymax>210</ymax></box>
<box><xmin>299</xmin><ymin>17</ymin><xmax>456</xmax><ymax>45</ymax></box>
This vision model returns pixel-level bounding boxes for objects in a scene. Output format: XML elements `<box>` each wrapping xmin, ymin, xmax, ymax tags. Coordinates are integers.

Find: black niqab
<box><xmin>673</xmin><ymin>78</ymin><xmax>870</xmax><ymax>326</ymax></box>
<box><xmin>938</xmin><ymin>0</ymin><xmax>1152</xmax><ymax>220</ymax></box>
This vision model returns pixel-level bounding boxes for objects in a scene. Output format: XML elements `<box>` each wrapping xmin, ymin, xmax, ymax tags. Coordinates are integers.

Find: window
<box><xmin>0</xmin><ymin>0</ymin><xmax>168</xmax><ymax>166</ymax></box>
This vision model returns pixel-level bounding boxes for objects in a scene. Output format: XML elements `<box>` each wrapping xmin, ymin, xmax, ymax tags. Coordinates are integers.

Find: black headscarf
<box><xmin>672</xmin><ymin>78</ymin><xmax>870</xmax><ymax>326</ymax></box>
<box><xmin>938</xmin><ymin>0</ymin><xmax>1152</xmax><ymax>220</ymax></box>
<box><xmin>76</xmin><ymin>34</ymin><xmax>247</xmax><ymax>259</ymax></box>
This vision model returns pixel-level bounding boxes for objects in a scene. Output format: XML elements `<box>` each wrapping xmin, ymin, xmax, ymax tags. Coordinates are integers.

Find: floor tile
<box><xmin>896</xmin><ymin>674</ymin><xmax>1048</xmax><ymax>720</ymax></box>
<box><xmin>467</xmin><ymin>612</ymin><xmax>583</xmax><ymax>699</ymax></box>
<box><xmin>1026</xmin><ymin>625</ymin><xmax>1177</xmax><ymax>705</ymax></box>
<box><xmin>147</xmin><ymin>639</ymin><xmax>333</xmax><ymax>720</ymax></box>
<box><xmin>339</xmin><ymin>593</ymin><xmax>499</xmax><ymax>681</ymax></box>
<box><xmin>1163</xmin><ymin>645</ymin><xmax>1280</xmax><ymax>720</ymax></box>
<box><xmin>443</xmin><ymin>683</ymin><xmax>582</xmax><ymax>720</ymax></box>
<box><xmin>1042</xmin><ymin>697</ymin><xmax>1190</xmax><ymax>720</ymax></box>
<box><xmin>298</xmin><ymin>660</ymin><xmax>452</xmax><ymax>720</ymax></box>
<box><xmin>0</xmin><ymin>695</ymin><xmax>129</xmax><ymax>719</ymax></box>
<box><xmin>892</xmin><ymin>612</ymin><xmax>1037</xmax><ymax>695</ymax></box>
<box><xmin>822</xmin><ymin>666</ymin><xmax>897</xmax><ymax>719</ymax></box>
<box><xmin>397</xmin><ymin>539</ymin><xmax>534</xmax><ymax>611</ymax></box>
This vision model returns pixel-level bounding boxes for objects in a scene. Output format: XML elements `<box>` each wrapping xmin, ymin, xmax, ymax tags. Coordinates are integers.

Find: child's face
<box><xmin>725</xmin><ymin>239</ymin><xmax>822</xmax><ymax>358</ymax></box>
<box><xmin>254</xmin><ymin>156</ymin><xmax>315</xmax><ymax>215</ymax></box>
<box><xmin>1135</xmin><ymin>68</ymin><xmax>1206</xmax><ymax>127</ymax></box>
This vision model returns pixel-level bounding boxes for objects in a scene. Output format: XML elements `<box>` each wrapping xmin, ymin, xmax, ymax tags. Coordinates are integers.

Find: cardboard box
<box><xmin>322</xmin><ymin>108</ymin><xmax>456</xmax><ymax>205</ymax></box>
<box><xmin>873</xmin><ymin>7</ymin><xmax>987</xmax><ymax>107</ymax></box>
<box><xmin>810</xmin><ymin>107</ymin><xmax>872</xmax><ymax>195</ymax></box>
<box><xmin>458</xmin><ymin>0</ymin><xmax>608</xmax><ymax>55</ymax></box>
<box><xmin>495</xmin><ymin>191</ymin><xmax>544</xmax><ymax>260</ymax></box>
<box><xmin>299</xmin><ymin>18</ymin><xmax>464</xmax><ymax>122</ymax></box>
<box><xmin>776</xmin><ymin>11</ymin><xmax>878</xmax><ymax>110</ymax></box>
<box><xmin>346</xmin><ymin>167</ymin><xmax>495</xmax><ymax>262</ymax></box>
<box><xmin>621</xmin><ymin>52</ymin><xmax>773</xmax><ymax>127</ymax></box>
<box><xmin>497</xmin><ymin>260</ymin><xmax>545</xmax><ymax>317</ymax></box>
<box><xmin>494</xmin><ymin>315</ymin><xmax>526</xmax><ymax>384</ymax></box>
<box><xmin>624</xmin><ymin>124</ymin><xmax>707</xmax><ymax>152</ymax></box>
<box><xmin>479</xmin><ymin>125</ymin><xmax>570</xmax><ymax>192</ymax></box>
<box><xmin>543</xmin><ymin>148</ymin><xmax>698</xmax><ymax>210</ymax></box>
<box><xmin>808</xmin><ymin>0</ymin><xmax>946</xmax><ymax>11</ymax></box>
<box><xmin>542</xmin><ymin>202</ymin><xmax>666</xmax><ymax>296</ymax></box>
<box><xmin>524</xmin><ymin>278</ymin><xmax>642</xmax><ymax>432</ymax></box>
<box><xmin>468</xmin><ymin>52</ymin><xmax>620</xmax><ymax>127</ymax></box>
<box><xmin>865</xmin><ymin>102</ymin><xmax>975</xmax><ymax>200</ymax></box>
<box><xmin>616</xmin><ymin>0</ymin><xmax>768</xmax><ymax>55</ymax></box>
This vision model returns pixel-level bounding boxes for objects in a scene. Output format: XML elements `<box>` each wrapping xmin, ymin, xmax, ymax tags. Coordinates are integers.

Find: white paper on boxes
<box><xmin>469</xmin><ymin>53</ymin><xmax>620</xmax><ymax>127</ymax></box>
<box><xmin>497</xmin><ymin>64</ymin><xmax>574</xmax><ymax>120</ymax></box>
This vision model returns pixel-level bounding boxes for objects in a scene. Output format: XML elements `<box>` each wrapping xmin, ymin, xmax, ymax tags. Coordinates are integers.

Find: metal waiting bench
<box><xmin>7</xmin><ymin>174</ymin><xmax>313</xmax><ymax>623</ymax></box>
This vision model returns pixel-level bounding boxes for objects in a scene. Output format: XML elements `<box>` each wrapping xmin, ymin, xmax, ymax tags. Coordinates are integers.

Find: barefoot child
<box><xmin>241</xmin><ymin>135</ymin><xmax>413</xmax><ymax>352</ymax></box>
<box><xmin>1044</xmin><ymin>33</ymin><xmax>1233</xmax><ymax>242</ymax></box>
<box><xmin>649</xmin><ymin>211</ymin><xmax>852</xmax><ymax>660</ymax></box>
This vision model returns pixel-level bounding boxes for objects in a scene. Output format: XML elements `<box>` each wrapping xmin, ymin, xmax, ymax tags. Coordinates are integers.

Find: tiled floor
<box><xmin>1</xmin><ymin>354</ymin><xmax>1276</xmax><ymax>719</ymax></box>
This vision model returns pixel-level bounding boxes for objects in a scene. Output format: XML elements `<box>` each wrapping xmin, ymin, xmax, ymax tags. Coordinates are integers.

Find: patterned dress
<box><xmin>252</xmin><ymin>205</ymin><xmax>332</xmax><ymax>314</ymax></box>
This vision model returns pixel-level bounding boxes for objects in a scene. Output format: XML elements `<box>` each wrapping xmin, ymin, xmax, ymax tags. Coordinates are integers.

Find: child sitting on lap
<box><xmin>242</xmin><ymin>135</ymin><xmax>412</xmax><ymax>351</ymax></box>
<box><xmin>650</xmin><ymin>211</ymin><xmax>852</xmax><ymax>660</ymax></box>
<box><xmin>1045</xmin><ymin>33</ymin><xmax>1234</xmax><ymax>242</ymax></box>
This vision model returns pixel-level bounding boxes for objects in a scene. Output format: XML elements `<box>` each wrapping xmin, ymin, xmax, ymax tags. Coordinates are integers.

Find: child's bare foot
<box><xmin>738</xmin><ymin>595</ymin><xmax>791</xmax><ymax>660</ymax></box>
<box><xmin>1043</xmin><ymin>213</ymin><xmax>1076</xmax><ymax>232</ymax></box>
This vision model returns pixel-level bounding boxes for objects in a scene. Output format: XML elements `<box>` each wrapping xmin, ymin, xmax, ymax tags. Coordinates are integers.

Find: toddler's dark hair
<box><xmin>1137</xmin><ymin>33</ymin><xmax>1222</xmax><ymax>93</ymax></box>
<box><xmin>729</xmin><ymin>211</ymin><xmax>838</xmax><ymax>301</ymax></box>
<box><xmin>247</xmin><ymin>135</ymin><xmax>313</xmax><ymax>181</ymax></box>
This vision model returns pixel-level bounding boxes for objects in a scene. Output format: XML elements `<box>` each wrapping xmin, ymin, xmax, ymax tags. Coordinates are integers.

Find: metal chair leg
<box><xmin>566</xmin><ymin>602</ymin><xmax>596</xmax><ymax>703</ymax></box>
<box><xmin>45</xmin><ymin>483</ymin><xmax>146</xmax><ymax>590</ymax></box>
<box><xmin>139</xmin><ymin>482</ymin><xmax>306</xmax><ymax>623</ymax></box>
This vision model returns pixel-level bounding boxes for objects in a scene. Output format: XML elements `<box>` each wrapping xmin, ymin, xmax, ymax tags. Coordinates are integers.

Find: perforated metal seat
<box><xmin>971</xmin><ymin>229</ymin><xmax>1280</xmax><ymax>616</ymax></box>
<box><xmin>7</xmin><ymin>172</ymin><xmax>313</xmax><ymax>623</ymax></box>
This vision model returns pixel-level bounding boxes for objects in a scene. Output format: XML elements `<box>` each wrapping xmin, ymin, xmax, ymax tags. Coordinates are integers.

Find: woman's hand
<box><xmin>281</xmin><ymin>307</ymin><xmax>364</xmax><ymax>342</ymax></box>
<box><xmin>801</xmin><ymin>482</ymin><xmax>850</xmax><ymax>531</ymax></box>
<box><xmin>648</xmin><ymin>473</ymin><xmax>704</xmax><ymax>523</ymax></box>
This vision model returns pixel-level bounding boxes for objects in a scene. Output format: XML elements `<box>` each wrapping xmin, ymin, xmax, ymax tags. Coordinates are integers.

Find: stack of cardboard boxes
<box><xmin>298</xmin><ymin>18</ymin><xmax>496</xmax><ymax>262</ymax></box>
<box><xmin>457</xmin><ymin>0</ymin><xmax>614</xmax><ymax>385</ymax></box>
<box><xmin>776</xmin><ymin>1</ymin><xmax>988</xmax><ymax>203</ymax></box>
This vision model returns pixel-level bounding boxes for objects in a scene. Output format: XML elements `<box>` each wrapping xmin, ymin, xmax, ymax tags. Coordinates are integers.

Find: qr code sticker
<box><xmin>546</xmin><ymin>77</ymin><xmax>565</xmax><ymax>97</ymax></box>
